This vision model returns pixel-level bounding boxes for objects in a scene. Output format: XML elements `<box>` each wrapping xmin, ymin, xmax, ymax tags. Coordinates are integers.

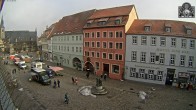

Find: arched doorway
<box><xmin>73</xmin><ymin>57</ymin><xmax>82</xmax><ymax>70</ymax></box>
<box><xmin>84</xmin><ymin>61</ymin><xmax>94</xmax><ymax>74</ymax></box>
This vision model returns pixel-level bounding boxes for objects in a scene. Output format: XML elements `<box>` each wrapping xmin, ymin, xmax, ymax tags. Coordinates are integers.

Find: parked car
<box><xmin>18</xmin><ymin>61</ymin><xmax>27</xmax><ymax>69</ymax></box>
<box><xmin>31</xmin><ymin>62</ymin><xmax>43</xmax><ymax>68</ymax></box>
<box><xmin>29</xmin><ymin>68</ymin><xmax>51</xmax><ymax>85</ymax></box>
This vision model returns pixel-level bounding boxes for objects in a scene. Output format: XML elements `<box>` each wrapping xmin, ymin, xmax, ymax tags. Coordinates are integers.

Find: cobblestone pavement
<box><xmin>1</xmin><ymin>57</ymin><xmax>196</xmax><ymax>110</ymax></box>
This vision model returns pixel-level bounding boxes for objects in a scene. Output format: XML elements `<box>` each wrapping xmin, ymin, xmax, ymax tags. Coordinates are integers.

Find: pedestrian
<box><xmin>86</xmin><ymin>72</ymin><xmax>89</xmax><ymax>79</ymax></box>
<box><xmin>72</xmin><ymin>77</ymin><xmax>75</xmax><ymax>84</ymax></box>
<box><xmin>104</xmin><ymin>73</ymin><xmax>107</xmax><ymax>81</ymax></box>
<box><xmin>57</xmin><ymin>79</ymin><xmax>60</xmax><ymax>88</ymax></box>
<box><xmin>53</xmin><ymin>80</ymin><xmax>57</xmax><ymax>88</ymax></box>
<box><xmin>75</xmin><ymin>77</ymin><xmax>78</xmax><ymax>85</ymax></box>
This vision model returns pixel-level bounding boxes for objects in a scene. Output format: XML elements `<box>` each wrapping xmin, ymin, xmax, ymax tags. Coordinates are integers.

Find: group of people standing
<box><xmin>53</xmin><ymin>79</ymin><xmax>61</xmax><ymax>88</ymax></box>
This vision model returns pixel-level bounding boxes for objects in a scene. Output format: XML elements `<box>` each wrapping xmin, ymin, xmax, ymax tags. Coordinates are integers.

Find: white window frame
<box><xmin>140</xmin><ymin>52</ymin><xmax>146</xmax><ymax>62</ymax></box>
<box><xmin>132</xmin><ymin>36</ymin><xmax>137</xmax><ymax>44</ymax></box>
<box><xmin>141</xmin><ymin>36</ymin><xmax>147</xmax><ymax>45</ymax></box>
<box><xmin>170</xmin><ymin>54</ymin><xmax>175</xmax><ymax>65</ymax></box>
<box><xmin>102</xmin><ymin>52</ymin><xmax>107</xmax><ymax>59</ymax></box>
<box><xmin>108</xmin><ymin>53</ymin><xmax>113</xmax><ymax>60</ymax></box>
<box><xmin>150</xmin><ymin>53</ymin><xmax>155</xmax><ymax>63</ymax></box>
<box><xmin>171</xmin><ymin>38</ymin><xmax>176</xmax><ymax>47</ymax></box>
<box><xmin>160</xmin><ymin>37</ymin><xmax>166</xmax><ymax>46</ymax></box>
<box><xmin>181</xmin><ymin>39</ymin><xmax>186</xmax><ymax>48</ymax></box>
<box><xmin>131</xmin><ymin>51</ymin><xmax>137</xmax><ymax>62</ymax></box>
<box><xmin>103</xmin><ymin>41</ymin><xmax>107</xmax><ymax>49</ymax></box>
<box><xmin>190</xmin><ymin>40</ymin><xmax>195</xmax><ymax>49</ymax></box>
<box><xmin>151</xmin><ymin>37</ymin><xmax>156</xmax><ymax>46</ymax></box>
<box><xmin>180</xmin><ymin>55</ymin><xmax>185</xmax><ymax>66</ymax></box>
<box><xmin>188</xmin><ymin>56</ymin><xmax>194</xmax><ymax>67</ymax></box>
<box><xmin>130</xmin><ymin>67</ymin><xmax>136</xmax><ymax>77</ymax></box>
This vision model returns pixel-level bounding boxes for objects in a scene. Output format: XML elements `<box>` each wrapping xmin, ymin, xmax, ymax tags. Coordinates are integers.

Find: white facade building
<box><xmin>52</xmin><ymin>34</ymin><xmax>83</xmax><ymax>70</ymax></box>
<box><xmin>125</xmin><ymin>20</ymin><xmax>196</xmax><ymax>85</ymax></box>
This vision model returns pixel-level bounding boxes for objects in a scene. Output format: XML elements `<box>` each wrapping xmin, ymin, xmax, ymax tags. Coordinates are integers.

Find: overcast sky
<box><xmin>1</xmin><ymin>0</ymin><xmax>196</xmax><ymax>37</ymax></box>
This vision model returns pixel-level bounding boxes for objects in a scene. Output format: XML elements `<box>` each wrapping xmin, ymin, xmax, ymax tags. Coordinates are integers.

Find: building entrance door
<box><xmin>165</xmin><ymin>68</ymin><xmax>175</xmax><ymax>85</ymax></box>
<box><xmin>103</xmin><ymin>64</ymin><xmax>109</xmax><ymax>75</ymax></box>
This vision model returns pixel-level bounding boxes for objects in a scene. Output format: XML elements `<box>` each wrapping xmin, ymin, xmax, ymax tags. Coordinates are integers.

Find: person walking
<box><xmin>104</xmin><ymin>73</ymin><xmax>107</xmax><ymax>81</ymax></box>
<box><xmin>72</xmin><ymin>77</ymin><xmax>75</xmax><ymax>84</ymax></box>
<box><xmin>53</xmin><ymin>80</ymin><xmax>57</xmax><ymax>88</ymax></box>
<box><xmin>86</xmin><ymin>72</ymin><xmax>89</xmax><ymax>79</ymax></box>
<box><xmin>57</xmin><ymin>79</ymin><xmax>60</xmax><ymax>88</ymax></box>
<box><xmin>75</xmin><ymin>77</ymin><xmax>78</xmax><ymax>85</ymax></box>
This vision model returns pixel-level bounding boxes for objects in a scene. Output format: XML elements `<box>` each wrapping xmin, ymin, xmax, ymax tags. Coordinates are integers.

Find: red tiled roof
<box><xmin>52</xmin><ymin>9</ymin><xmax>95</xmax><ymax>36</ymax></box>
<box><xmin>89</xmin><ymin>5</ymin><xmax>134</xmax><ymax>19</ymax></box>
<box><xmin>127</xmin><ymin>19</ymin><xmax>196</xmax><ymax>38</ymax></box>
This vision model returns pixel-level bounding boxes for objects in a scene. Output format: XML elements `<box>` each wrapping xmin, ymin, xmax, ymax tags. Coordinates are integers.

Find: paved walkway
<box><xmin>1</xmin><ymin>58</ymin><xmax>196</xmax><ymax>110</ymax></box>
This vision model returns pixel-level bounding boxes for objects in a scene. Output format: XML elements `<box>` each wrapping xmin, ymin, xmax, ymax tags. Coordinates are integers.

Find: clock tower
<box><xmin>0</xmin><ymin>16</ymin><xmax>5</xmax><ymax>52</ymax></box>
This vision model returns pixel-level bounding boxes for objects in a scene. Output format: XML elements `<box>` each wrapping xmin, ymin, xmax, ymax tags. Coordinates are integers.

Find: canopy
<box><xmin>49</xmin><ymin>66</ymin><xmax>64</xmax><ymax>72</ymax></box>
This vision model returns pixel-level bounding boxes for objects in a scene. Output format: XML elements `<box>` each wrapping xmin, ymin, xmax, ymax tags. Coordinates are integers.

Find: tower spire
<box><xmin>1</xmin><ymin>15</ymin><xmax>4</xmax><ymax>28</ymax></box>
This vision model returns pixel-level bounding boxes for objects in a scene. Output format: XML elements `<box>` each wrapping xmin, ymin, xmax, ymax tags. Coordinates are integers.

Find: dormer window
<box><xmin>144</xmin><ymin>26</ymin><xmax>151</xmax><ymax>32</ymax></box>
<box><xmin>98</xmin><ymin>18</ymin><xmax>108</xmax><ymax>26</ymax></box>
<box><xmin>187</xmin><ymin>29</ymin><xmax>192</xmax><ymax>35</ymax></box>
<box><xmin>115</xmin><ymin>17</ymin><xmax>122</xmax><ymax>25</ymax></box>
<box><xmin>165</xmin><ymin>27</ymin><xmax>171</xmax><ymax>32</ymax></box>
<box><xmin>86</xmin><ymin>20</ymin><xmax>93</xmax><ymax>27</ymax></box>
<box><xmin>184</xmin><ymin>25</ymin><xmax>192</xmax><ymax>35</ymax></box>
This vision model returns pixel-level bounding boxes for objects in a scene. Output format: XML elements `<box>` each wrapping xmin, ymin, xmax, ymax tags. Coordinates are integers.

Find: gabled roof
<box><xmin>5</xmin><ymin>31</ymin><xmax>37</xmax><ymax>43</ymax></box>
<box><xmin>52</xmin><ymin>9</ymin><xmax>95</xmax><ymax>36</ymax></box>
<box><xmin>89</xmin><ymin>5</ymin><xmax>134</xmax><ymax>19</ymax></box>
<box><xmin>127</xmin><ymin>19</ymin><xmax>196</xmax><ymax>38</ymax></box>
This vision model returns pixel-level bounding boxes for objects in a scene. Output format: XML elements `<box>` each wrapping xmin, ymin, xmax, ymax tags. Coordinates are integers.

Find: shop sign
<box><xmin>178</xmin><ymin>72</ymin><xmax>190</xmax><ymax>78</ymax></box>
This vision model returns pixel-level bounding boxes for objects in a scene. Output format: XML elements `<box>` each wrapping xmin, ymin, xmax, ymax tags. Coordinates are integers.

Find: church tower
<box><xmin>0</xmin><ymin>15</ymin><xmax>5</xmax><ymax>39</ymax></box>
<box><xmin>0</xmin><ymin>16</ymin><xmax>5</xmax><ymax>52</ymax></box>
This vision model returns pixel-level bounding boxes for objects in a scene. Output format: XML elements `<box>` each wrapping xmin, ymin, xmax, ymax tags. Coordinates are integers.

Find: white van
<box><xmin>18</xmin><ymin>61</ymin><xmax>27</xmax><ymax>69</ymax></box>
<box><xmin>31</xmin><ymin>62</ymin><xmax>43</xmax><ymax>69</ymax></box>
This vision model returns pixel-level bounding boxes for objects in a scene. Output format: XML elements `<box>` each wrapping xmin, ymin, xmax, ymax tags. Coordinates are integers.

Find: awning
<box><xmin>49</xmin><ymin>66</ymin><xmax>64</xmax><ymax>72</ymax></box>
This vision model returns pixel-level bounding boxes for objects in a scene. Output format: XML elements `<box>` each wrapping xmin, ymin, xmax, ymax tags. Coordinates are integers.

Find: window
<box><xmin>131</xmin><ymin>51</ymin><xmax>137</xmax><ymax>61</ymax></box>
<box><xmin>141</xmin><ymin>36</ymin><xmax>147</xmax><ymax>45</ymax></box>
<box><xmin>109</xmin><ymin>42</ymin><xmax>113</xmax><ymax>48</ymax></box>
<box><xmin>180</xmin><ymin>55</ymin><xmax>185</xmax><ymax>66</ymax></box>
<box><xmin>144</xmin><ymin>26</ymin><xmax>150</xmax><ymax>32</ymax></box>
<box><xmin>115</xmin><ymin>54</ymin><xmax>118</xmax><ymax>60</ymax></box>
<box><xmin>109</xmin><ymin>54</ymin><xmax>113</xmax><ymax>60</ymax></box>
<box><xmin>91</xmin><ymin>52</ymin><xmax>95</xmax><ymax>57</ymax></box>
<box><xmin>98</xmin><ymin>21</ymin><xmax>106</xmax><ymax>26</ymax></box>
<box><xmin>115</xmin><ymin>31</ymin><xmax>123</xmax><ymax>38</ymax></box>
<box><xmin>150</xmin><ymin>53</ymin><xmax>155</xmax><ymax>63</ymax></box>
<box><xmin>96</xmin><ymin>32</ymin><xmax>100</xmax><ymax>38</ymax></box>
<box><xmin>109</xmin><ymin>32</ymin><xmax>113</xmax><ymax>38</ymax></box>
<box><xmin>103</xmin><ymin>32</ymin><xmax>107</xmax><ymax>38</ymax></box>
<box><xmin>72</xmin><ymin>47</ymin><xmax>74</xmax><ymax>52</ymax></box>
<box><xmin>112</xmin><ymin>65</ymin><xmax>119</xmax><ymax>74</ymax></box>
<box><xmin>151</xmin><ymin>37</ymin><xmax>156</xmax><ymax>46</ymax></box>
<box><xmin>119</xmin><ymin>54</ymin><xmax>122</xmax><ymax>60</ymax></box>
<box><xmin>85</xmin><ymin>42</ymin><xmax>90</xmax><ymax>47</ymax></box>
<box><xmin>141</xmin><ymin>52</ymin><xmax>146</xmax><ymax>62</ymax></box>
<box><xmin>188</xmin><ymin>56</ymin><xmax>194</xmax><ymax>67</ymax></box>
<box><xmin>139</xmin><ymin>69</ymin><xmax>145</xmax><ymax>78</ymax></box>
<box><xmin>115</xmin><ymin>19</ymin><xmax>121</xmax><ymax>25</ymax></box>
<box><xmin>96</xmin><ymin>42</ymin><xmax>100</xmax><ymax>48</ymax></box>
<box><xmin>79</xmin><ymin>47</ymin><xmax>82</xmax><ymax>52</ymax></box>
<box><xmin>159</xmin><ymin>53</ymin><xmax>165</xmax><ymax>64</ymax></box>
<box><xmin>102</xmin><ymin>53</ymin><xmax>107</xmax><ymax>59</ymax></box>
<box><xmin>165</xmin><ymin>27</ymin><xmax>171</xmax><ymax>32</ymax></box>
<box><xmin>64</xmin><ymin>46</ymin><xmax>66</xmax><ymax>51</ymax></box>
<box><xmin>160</xmin><ymin>37</ymin><xmax>166</xmax><ymax>46</ymax></box>
<box><xmin>67</xmin><ymin>37</ymin><xmax>69</xmax><ymax>41</ymax></box>
<box><xmin>76</xmin><ymin>47</ymin><xmax>78</xmax><ymax>52</ymax></box>
<box><xmin>132</xmin><ymin>36</ymin><xmax>137</xmax><ymax>44</ymax></box>
<box><xmin>96</xmin><ymin>52</ymin><xmax>100</xmax><ymax>58</ymax></box>
<box><xmin>85</xmin><ymin>51</ymin><xmax>89</xmax><ymax>56</ymax></box>
<box><xmin>181</xmin><ymin>39</ymin><xmax>186</xmax><ymax>48</ymax></box>
<box><xmin>170</xmin><ymin>54</ymin><xmax>175</xmax><ymax>65</ymax></box>
<box><xmin>85</xmin><ymin>33</ymin><xmax>90</xmax><ymax>38</ymax></box>
<box><xmin>157</xmin><ymin>71</ymin><xmax>163</xmax><ymax>81</ymax></box>
<box><xmin>116</xmin><ymin>43</ymin><xmax>123</xmax><ymax>49</ymax></box>
<box><xmin>91</xmin><ymin>32</ymin><xmax>95</xmax><ymax>38</ymax></box>
<box><xmin>187</xmin><ymin>29</ymin><xmax>192</xmax><ymax>35</ymax></box>
<box><xmin>148</xmin><ymin>70</ymin><xmax>154</xmax><ymax>80</ymax></box>
<box><xmin>190</xmin><ymin>40</ymin><xmax>195</xmax><ymax>49</ymax></box>
<box><xmin>59</xmin><ymin>46</ymin><xmax>60</xmax><ymax>50</ymax></box>
<box><xmin>72</xmin><ymin>36</ymin><xmax>74</xmax><ymax>41</ymax></box>
<box><xmin>95</xmin><ymin>62</ymin><xmax>100</xmax><ymax>70</ymax></box>
<box><xmin>171</xmin><ymin>38</ymin><xmax>176</xmax><ymax>47</ymax></box>
<box><xmin>103</xmin><ymin>42</ymin><xmax>107</xmax><ymax>48</ymax></box>
<box><xmin>67</xmin><ymin>47</ymin><xmax>69</xmax><ymax>52</ymax></box>
<box><xmin>76</xmin><ymin>36</ymin><xmax>78</xmax><ymax>41</ymax></box>
<box><xmin>92</xmin><ymin>42</ymin><xmax>95</xmax><ymax>47</ymax></box>
<box><xmin>130</xmin><ymin>68</ymin><xmax>136</xmax><ymax>77</ymax></box>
